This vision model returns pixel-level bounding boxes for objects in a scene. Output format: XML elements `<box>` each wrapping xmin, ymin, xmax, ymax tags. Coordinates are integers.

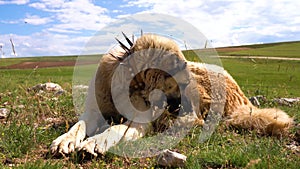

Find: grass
<box><xmin>0</xmin><ymin>43</ymin><xmax>299</xmax><ymax>168</ymax></box>
<box><xmin>216</xmin><ymin>41</ymin><xmax>300</xmax><ymax>58</ymax></box>
<box><xmin>0</xmin><ymin>54</ymin><xmax>100</xmax><ymax>67</ymax></box>
<box><xmin>222</xmin><ymin>58</ymin><xmax>300</xmax><ymax>97</ymax></box>
<box><xmin>0</xmin><ymin>55</ymin><xmax>78</xmax><ymax>67</ymax></box>
<box><xmin>0</xmin><ymin>67</ymin><xmax>73</xmax><ymax>92</ymax></box>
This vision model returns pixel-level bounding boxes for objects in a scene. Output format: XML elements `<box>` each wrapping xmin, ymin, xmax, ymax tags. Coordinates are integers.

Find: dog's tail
<box><xmin>227</xmin><ymin>105</ymin><xmax>293</xmax><ymax>136</ymax></box>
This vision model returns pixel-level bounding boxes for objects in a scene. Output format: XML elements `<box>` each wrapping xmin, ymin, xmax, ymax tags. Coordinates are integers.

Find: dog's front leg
<box><xmin>50</xmin><ymin>120</ymin><xmax>86</xmax><ymax>154</ymax></box>
<box><xmin>77</xmin><ymin>121</ymin><xmax>150</xmax><ymax>156</ymax></box>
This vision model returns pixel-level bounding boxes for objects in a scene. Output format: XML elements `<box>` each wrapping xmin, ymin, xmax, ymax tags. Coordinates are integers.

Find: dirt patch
<box><xmin>0</xmin><ymin>61</ymin><xmax>96</xmax><ymax>69</ymax></box>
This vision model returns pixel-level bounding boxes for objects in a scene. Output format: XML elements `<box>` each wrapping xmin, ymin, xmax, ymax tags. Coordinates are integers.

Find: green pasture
<box><xmin>217</xmin><ymin>41</ymin><xmax>300</xmax><ymax>58</ymax></box>
<box><xmin>0</xmin><ymin>55</ymin><xmax>78</xmax><ymax>67</ymax></box>
<box><xmin>222</xmin><ymin>58</ymin><xmax>300</xmax><ymax>97</ymax></box>
<box><xmin>0</xmin><ymin>42</ymin><xmax>299</xmax><ymax>168</ymax></box>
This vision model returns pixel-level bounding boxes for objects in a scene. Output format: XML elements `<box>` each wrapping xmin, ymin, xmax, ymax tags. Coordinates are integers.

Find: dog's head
<box><xmin>109</xmin><ymin>33</ymin><xmax>196</xmax><ymax>127</ymax></box>
<box><xmin>132</xmin><ymin>34</ymin><xmax>187</xmax><ymax>75</ymax></box>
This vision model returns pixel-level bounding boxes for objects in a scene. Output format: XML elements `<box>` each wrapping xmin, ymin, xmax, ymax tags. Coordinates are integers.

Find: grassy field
<box><xmin>216</xmin><ymin>41</ymin><xmax>300</xmax><ymax>58</ymax></box>
<box><xmin>0</xmin><ymin>55</ymin><xmax>78</xmax><ymax>67</ymax></box>
<box><xmin>0</xmin><ymin>42</ymin><xmax>299</xmax><ymax>168</ymax></box>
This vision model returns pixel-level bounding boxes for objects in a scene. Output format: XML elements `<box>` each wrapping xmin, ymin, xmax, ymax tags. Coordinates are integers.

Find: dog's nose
<box><xmin>180</xmin><ymin>61</ymin><xmax>187</xmax><ymax>70</ymax></box>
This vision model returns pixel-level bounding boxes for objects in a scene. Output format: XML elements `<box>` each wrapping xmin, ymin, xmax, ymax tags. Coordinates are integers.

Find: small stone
<box><xmin>156</xmin><ymin>149</ymin><xmax>187</xmax><ymax>167</ymax></box>
<box><xmin>0</xmin><ymin>108</ymin><xmax>9</xmax><ymax>119</ymax></box>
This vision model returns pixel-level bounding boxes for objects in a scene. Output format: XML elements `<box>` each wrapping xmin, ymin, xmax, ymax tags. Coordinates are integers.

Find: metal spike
<box><xmin>122</xmin><ymin>32</ymin><xmax>133</xmax><ymax>47</ymax></box>
<box><xmin>115</xmin><ymin>37</ymin><xmax>130</xmax><ymax>54</ymax></box>
<box><xmin>204</xmin><ymin>40</ymin><xmax>208</xmax><ymax>49</ymax></box>
<box><xmin>109</xmin><ymin>52</ymin><xmax>123</xmax><ymax>61</ymax></box>
<box><xmin>132</xmin><ymin>34</ymin><xmax>134</xmax><ymax>43</ymax></box>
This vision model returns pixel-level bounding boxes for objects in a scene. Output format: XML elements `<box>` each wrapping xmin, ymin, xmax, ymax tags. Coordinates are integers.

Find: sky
<box><xmin>0</xmin><ymin>0</ymin><xmax>299</xmax><ymax>58</ymax></box>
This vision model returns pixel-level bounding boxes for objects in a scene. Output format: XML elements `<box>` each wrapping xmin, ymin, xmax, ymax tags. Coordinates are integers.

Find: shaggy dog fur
<box><xmin>50</xmin><ymin>34</ymin><xmax>293</xmax><ymax>157</ymax></box>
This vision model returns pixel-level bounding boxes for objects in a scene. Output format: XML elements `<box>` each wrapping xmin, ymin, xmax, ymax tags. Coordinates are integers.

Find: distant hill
<box><xmin>216</xmin><ymin>41</ymin><xmax>300</xmax><ymax>58</ymax></box>
<box><xmin>1</xmin><ymin>41</ymin><xmax>299</xmax><ymax>69</ymax></box>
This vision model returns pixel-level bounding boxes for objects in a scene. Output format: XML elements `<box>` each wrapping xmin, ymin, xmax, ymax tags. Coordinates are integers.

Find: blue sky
<box><xmin>0</xmin><ymin>0</ymin><xmax>299</xmax><ymax>58</ymax></box>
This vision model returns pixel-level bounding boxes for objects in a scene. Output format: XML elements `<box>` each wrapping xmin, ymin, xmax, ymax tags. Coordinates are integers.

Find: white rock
<box><xmin>156</xmin><ymin>149</ymin><xmax>187</xmax><ymax>167</ymax></box>
<box><xmin>273</xmin><ymin>97</ymin><xmax>300</xmax><ymax>106</ymax></box>
<box><xmin>44</xmin><ymin>82</ymin><xmax>63</xmax><ymax>92</ymax></box>
<box><xmin>0</xmin><ymin>108</ymin><xmax>9</xmax><ymax>119</ymax></box>
<box><xmin>73</xmin><ymin>85</ymin><xmax>89</xmax><ymax>90</ymax></box>
<box><xmin>28</xmin><ymin>82</ymin><xmax>64</xmax><ymax>95</ymax></box>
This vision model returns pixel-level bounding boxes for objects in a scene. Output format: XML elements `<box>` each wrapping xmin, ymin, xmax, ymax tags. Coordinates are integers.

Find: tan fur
<box><xmin>132</xmin><ymin>34</ymin><xmax>186</xmax><ymax>61</ymax></box>
<box><xmin>188</xmin><ymin>61</ymin><xmax>293</xmax><ymax>136</ymax></box>
<box><xmin>228</xmin><ymin>106</ymin><xmax>293</xmax><ymax>136</ymax></box>
<box><xmin>96</xmin><ymin>34</ymin><xmax>293</xmax><ymax>136</ymax></box>
<box><xmin>51</xmin><ymin>33</ymin><xmax>294</xmax><ymax>157</ymax></box>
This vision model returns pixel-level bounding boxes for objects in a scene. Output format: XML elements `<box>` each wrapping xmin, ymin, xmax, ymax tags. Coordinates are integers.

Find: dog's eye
<box><xmin>175</xmin><ymin>57</ymin><xmax>178</xmax><ymax>63</ymax></box>
<box><xmin>174</xmin><ymin>57</ymin><xmax>179</xmax><ymax>66</ymax></box>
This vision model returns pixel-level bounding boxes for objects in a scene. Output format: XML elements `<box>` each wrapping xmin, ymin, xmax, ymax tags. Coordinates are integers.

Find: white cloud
<box><xmin>112</xmin><ymin>9</ymin><xmax>122</xmax><ymax>13</ymax></box>
<box><xmin>29</xmin><ymin>0</ymin><xmax>114</xmax><ymax>33</ymax></box>
<box><xmin>28</xmin><ymin>0</ymin><xmax>65</xmax><ymax>11</ymax></box>
<box><xmin>124</xmin><ymin>0</ymin><xmax>300</xmax><ymax>47</ymax></box>
<box><xmin>1</xmin><ymin>0</ymin><xmax>116</xmax><ymax>57</ymax></box>
<box><xmin>0</xmin><ymin>0</ymin><xmax>29</xmax><ymax>5</ymax></box>
<box><xmin>24</xmin><ymin>14</ymin><xmax>52</xmax><ymax>25</ymax></box>
<box><xmin>47</xmin><ymin>27</ymin><xmax>81</xmax><ymax>34</ymax></box>
<box><xmin>0</xmin><ymin>33</ymin><xmax>91</xmax><ymax>58</ymax></box>
<box><xmin>22</xmin><ymin>42</ymin><xmax>31</xmax><ymax>47</ymax></box>
<box><xmin>0</xmin><ymin>20</ymin><xmax>20</xmax><ymax>24</ymax></box>
<box><xmin>1</xmin><ymin>15</ymin><xmax>52</xmax><ymax>26</ymax></box>
<box><xmin>2</xmin><ymin>0</ymin><xmax>299</xmax><ymax>58</ymax></box>
<box><xmin>82</xmin><ymin>13</ymin><xmax>213</xmax><ymax>56</ymax></box>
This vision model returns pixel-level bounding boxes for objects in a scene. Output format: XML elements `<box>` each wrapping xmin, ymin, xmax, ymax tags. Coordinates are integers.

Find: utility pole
<box><xmin>10</xmin><ymin>37</ymin><xmax>16</xmax><ymax>56</ymax></box>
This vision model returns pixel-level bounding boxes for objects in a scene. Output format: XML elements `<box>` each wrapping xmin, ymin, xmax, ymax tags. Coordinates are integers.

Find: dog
<box><xmin>50</xmin><ymin>33</ymin><xmax>293</xmax><ymax>157</ymax></box>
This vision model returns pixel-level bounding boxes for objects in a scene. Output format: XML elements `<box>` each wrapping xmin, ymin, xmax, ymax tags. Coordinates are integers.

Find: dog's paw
<box><xmin>77</xmin><ymin>124</ymin><xmax>131</xmax><ymax>156</ymax></box>
<box><xmin>77</xmin><ymin>137</ymin><xmax>98</xmax><ymax>156</ymax></box>
<box><xmin>77</xmin><ymin>131</ymin><xmax>117</xmax><ymax>156</ymax></box>
<box><xmin>77</xmin><ymin>122</ymin><xmax>148</xmax><ymax>157</ymax></box>
<box><xmin>50</xmin><ymin>120</ymin><xmax>86</xmax><ymax>155</ymax></box>
<box><xmin>76</xmin><ymin>137</ymin><xmax>110</xmax><ymax>157</ymax></box>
